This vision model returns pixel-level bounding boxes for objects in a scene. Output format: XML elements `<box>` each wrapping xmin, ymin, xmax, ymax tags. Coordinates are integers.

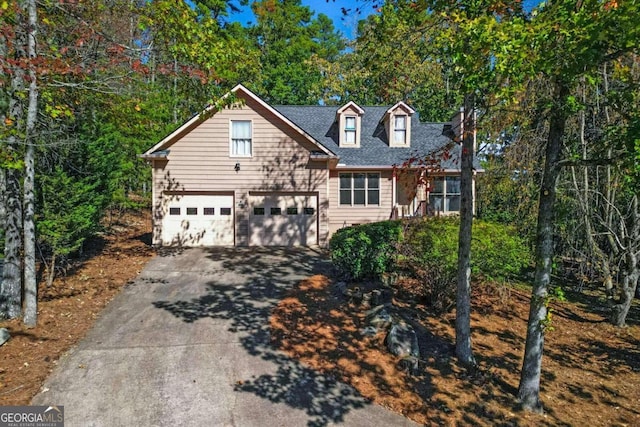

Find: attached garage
<box><xmin>161</xmin><ymin>193</ymin><xmax>234</xmax><ymax>246</ymax></box>
<box><xmin>248</xmin><ymin>192</ymin><xmax>318</xmax><ymax>246</ymax></box>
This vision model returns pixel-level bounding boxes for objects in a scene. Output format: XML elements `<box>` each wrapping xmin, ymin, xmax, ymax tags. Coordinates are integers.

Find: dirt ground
<box><xmin>271</xmin><ymin>275</ymin><xmax>640</xmax><ymax>426</ymax></box>
<box><xmin>0</xmin><ymin>209</ymin><xmax>155</xmax><ymax>406</ymax></box>
<box><xmin>2</xmin><ymin>209</ymin><xmax>638</xmax><ymax>426</ymax></box>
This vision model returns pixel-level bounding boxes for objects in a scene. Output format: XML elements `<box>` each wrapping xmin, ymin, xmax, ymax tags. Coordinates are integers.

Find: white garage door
<box><xmin>249</xmin><ymin>193</ymin><xmax>317</xmax><ymax>246</ymax></box>
<box><xmin>161</xmin><ymin>194</ymin><xmax>234</xmax><ymax>246</ymax></box>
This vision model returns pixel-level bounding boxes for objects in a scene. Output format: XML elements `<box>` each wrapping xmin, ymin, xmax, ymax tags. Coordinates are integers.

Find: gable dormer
<box><xmin>384</xmin><ymin>101</ymin><xmax>415</xmax><ymax>147</ymax></box>
<box><xmin>336</xmin><ymin>101</ymin><xmax>364</xmax><ymax>148</ymax></box>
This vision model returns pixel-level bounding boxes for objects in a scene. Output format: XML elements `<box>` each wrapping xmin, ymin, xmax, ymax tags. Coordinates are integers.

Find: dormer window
<box><xmin>394</xmin><ymin>115</ymin><xmax>407</xmax><ymax>144</ymax></box>
<box><xmin>385</xmin><ymin>102</ymin><xmax>415</xmax><ymax>147</ymax></box>
<box><xmin>344</xmin><ymin>116</ymin><xmax>357</xmax><ymax>144</ymax></box>
<box><xmin>336</xmin><ymin>101</ymin><xmax>364</xmax><ymax>147</ymax></box>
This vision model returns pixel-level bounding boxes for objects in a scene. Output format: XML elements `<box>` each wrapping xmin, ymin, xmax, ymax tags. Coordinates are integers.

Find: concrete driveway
<box><xmin>32</xmin><ymin>247</ymin><xmax>417</xmax><ymax>427</ymax></box>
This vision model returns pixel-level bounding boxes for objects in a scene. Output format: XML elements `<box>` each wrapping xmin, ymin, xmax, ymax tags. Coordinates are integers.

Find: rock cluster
<box><xmin>335</xmin><ymin>280</ymin><xmax>421</xmax><ymax>374</ymax></box>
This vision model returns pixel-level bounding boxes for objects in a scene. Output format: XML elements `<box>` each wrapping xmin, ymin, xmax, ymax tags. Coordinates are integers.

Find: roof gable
<box><xmin>142</xmin><ymin>84</ymin><xmax>335</xmax><ymax>159</ymax></box>
<box><xmin>385</xmin><ymin>101</ymin><xmax>415</xmax><ymax>117</ymax></box>
<box><xmin>336</xmin><ymin>101</ymin><xmax>365</xmax><ymax>115</ymax></box>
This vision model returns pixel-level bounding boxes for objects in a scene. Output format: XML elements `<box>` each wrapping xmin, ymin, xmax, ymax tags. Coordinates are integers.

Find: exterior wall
<box><xmin>151</xmin><ymin>97</ymin><xmax>330</xmax><ymax>246</ymax></box>
<box><xmin>327</xmin><ymin>169</ymin><xmax>394</xmax><ymax>237</ymax></box>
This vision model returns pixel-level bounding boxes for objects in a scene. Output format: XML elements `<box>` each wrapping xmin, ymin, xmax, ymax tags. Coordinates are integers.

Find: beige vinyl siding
<box><xmin>327</xmin><ymin>169</ymin><xmax>393</xmax><ymax>236</ymax></box>
<box><xmin>152</xmin><ymin>98</ymin><xmax>329</xmax><ymax>246</ymax></box>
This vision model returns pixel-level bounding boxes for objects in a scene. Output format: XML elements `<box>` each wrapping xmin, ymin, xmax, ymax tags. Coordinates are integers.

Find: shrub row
<box><xmin>330</xmin><ymin>218</ymin><xmax>531</xmax><ymax>312</ymax></box>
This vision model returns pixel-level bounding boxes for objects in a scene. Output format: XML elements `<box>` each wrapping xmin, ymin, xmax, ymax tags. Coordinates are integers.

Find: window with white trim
<box><xmin>429</xmin><ymin>176</ymin><xmax>461</xmax><ymax>213</ymax></box>
<box><xmin>344</xmin><ymin>116</ymin><xmax>356</xmax><ymax>144</ymax></box>
<box><xmin>231</xmin><ymin>120</ymin><xmax>252</xmax><ymax>157</ymax></box>
<box><xmin>339</xmin><ymin>173</ymin><xmax>380</xmax><ymax>206</ymax></box>
<box><xmin>394</xmin><ymin>115</ymin><xmax>407</xmax><ymax>144</ymax></box>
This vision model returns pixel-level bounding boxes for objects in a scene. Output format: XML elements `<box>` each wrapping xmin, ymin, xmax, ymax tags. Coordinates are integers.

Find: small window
<box><xmin>253</xmin><ymin>207</ymin><xmax>265</xmax><ymax>215</ymax></box>
<box><xmin>169</xmin><ymin>207</ymin><xmax>180</xmax><ymax>215</ymax></box>
<box><xmin>270</xmin><ymin>207</ymin><xmax>282</xmax><ymax>215</ymax></box>
<box><xmin>203</xmin><ymin>208</ymin><xmax>215</xmax><ymax>215</ymax></box>
<box><xmin>286</xmin><ymin>207</ymin><xmax>298</xmax><ymax>215</ymax></box>
<box><xmin>394</xmin><ymin>115</ymin><xmax>407</xmax><ymax>144</ymax></box>
<box><xmin>344</xmin><ymin>116</ymin><xmax>356</xmax><ymax>144</ymax></box>
<box><xmin>303</xmin><ymin>207</ymin><xmax>315</xmax><ymax>215</ymax></box>
<box><xmin>220</xmin><ymin>208</ymin><xmax>232</xmax><ymax>215</ymax></box>
<box><xmin>231</xmin><ymin>120</ymin><xmax>252</xmax><ymax>157</ymax></box>
<box><xmin>186</xmin><ymin>207</ymin><xmax>197</xmax><ymax>215</ymax></box>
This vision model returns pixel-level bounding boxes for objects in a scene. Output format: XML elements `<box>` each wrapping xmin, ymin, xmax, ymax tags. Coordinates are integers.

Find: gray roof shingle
<box><xmin>274</xmin><ymin>105</ymin><xmax>462</xmax><ymax>170</ymax></box>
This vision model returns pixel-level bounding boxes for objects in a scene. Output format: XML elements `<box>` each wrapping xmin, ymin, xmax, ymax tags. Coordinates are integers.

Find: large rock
<box><xmin>365</xmin><ymin>305</ymin><xmax>393</xmax><ymax>329</ymax></box>
<box><xmin>386</xmin><ymin>321</ymin><xmax>419</xmax><ymax>359</ymax></box>
<box><xmin>386</xmin><ymin>321</ymin><xmax>420</xmax><ymax>374</ymax></box>
<box><xmin>0</xmin><ymin>328</ymin><xmax>10</xmax><ymax>346</ymax></box>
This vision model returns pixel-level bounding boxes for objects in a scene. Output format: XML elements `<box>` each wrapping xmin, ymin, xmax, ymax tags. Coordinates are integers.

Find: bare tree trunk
<box><xmin>455</xmin><ymin>95</ymin><xmax>475</xmax><ymax>367</ymax></box>
<box><xmin>46</xmin><ymin>253</ymin><xmax>56</xmax><ymax>289</ymax></box>
<box><xmin>0</xmin><ymin>19</ymin><xmax>26</xmax><ymax>319</ymax></box>
<box><xmin>1</xmin><ymin>167</ymin><xmax>22</xmax><ymax>319</ymax></box>
<box><xmin>518</xmin><ymin>81</ymin><xmax>569</xmax><ymax>413</ymax></box>
<box><xmin>610</xmin><ymin>196</ymin><xmax>639</xmax><ymax>326</ymax></box>
<box><xmin>0</xmin><ymin>169</ymin><xmax>5</xmax><ymax>229</ymax></box>
<box><xmin>610</xmin><ymin>256</ymin><xmax>638</xmax><ymax>327</ymax></box>
<box><xmin>23</xmin><ymin>0</ymin><xmax>39</xmax><ymax>327</ymax></box>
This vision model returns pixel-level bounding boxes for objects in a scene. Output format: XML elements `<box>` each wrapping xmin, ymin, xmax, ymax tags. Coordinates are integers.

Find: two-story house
<box><xmin>141</xmin><ymin>84</ymin><xmax>477</xmax><ymax>247</ymax></box>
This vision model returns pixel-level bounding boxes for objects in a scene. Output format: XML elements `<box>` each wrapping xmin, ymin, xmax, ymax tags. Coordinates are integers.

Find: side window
<box><xmin>231</xmin><ymin>120</ymin><xmax>252</xmax><ymax>157</ymax></box>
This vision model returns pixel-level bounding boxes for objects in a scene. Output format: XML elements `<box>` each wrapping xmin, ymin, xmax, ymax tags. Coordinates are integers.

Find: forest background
<box><xmin>0</xmin><ymin>0</ymin><xmax>638</xmax><ymax>413</ymax></box>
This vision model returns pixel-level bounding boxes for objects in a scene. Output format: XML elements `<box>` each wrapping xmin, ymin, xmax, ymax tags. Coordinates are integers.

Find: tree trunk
<box><xmin>518</xmin><ymin>81</ymin><xmax>569</xmax><ymax>413</ymax></box>
<box><xmin>455</xmin><ymin>95</ymin><xmax>475</xmax><ymax>367</ymax></box>
<box><xmin>23</xmin><ymin>0</ymin><xmax>39</xmax><ymax>327</ymax></box>
<box><xmin>610</xmin><ymin>258</ymin><xmax>638</xmax><ymax>327</ymax></box>
<box><xmin>0</xmin><ymin>20</ymin><xmax>26</xmax><ymax>319</ymax></box>
<box><xmin>46</xmin><ymin>254</ymin><xmax>56</xmax><ymax>289</ymax></box>
<box><xmin>610</xmin><ymin>196</ymin><xmax>639</xmax><ymax>326</ymax></box>
<box><xmin>0</xmin><ymin>168</ymin><xmax>5</xmax><ymax>230</ymax></box>
<box><xmin>1</xmin><ymin>168</ymin><xmax>22</xmax><ymax>319</ymax></box>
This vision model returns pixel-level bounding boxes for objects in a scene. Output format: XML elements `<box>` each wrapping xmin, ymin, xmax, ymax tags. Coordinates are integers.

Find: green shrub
<box><xmin>401</xmin><ymin>217</ymin><xmax>532</xmax><ymax>312</ymax></box>
<box><xmin>330</xmin><ymin>220</ymin><xmax>403</xmax><ymax>280</ymax></box>
<box><xmin>404</xmin><ymin>217</ymin><xmax>531</xmax><ymax>280</ymax></box>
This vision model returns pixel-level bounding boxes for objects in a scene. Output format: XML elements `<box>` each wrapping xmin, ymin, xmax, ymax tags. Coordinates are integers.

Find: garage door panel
<box><xmin>249</xmin><ymin>194</ymin><xmax>317</xmax><ymax>246</ymax></box>
<box><xmin>161</xmin><ymin>194</ymin><xmax>234</xmax><ymax>246</ymax></box>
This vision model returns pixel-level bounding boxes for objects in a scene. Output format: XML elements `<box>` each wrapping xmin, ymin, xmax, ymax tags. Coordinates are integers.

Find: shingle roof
<box><xmin>273</xmin><ymin>105</ymin><xmax>463</xmax><ymax>170</ymax></box>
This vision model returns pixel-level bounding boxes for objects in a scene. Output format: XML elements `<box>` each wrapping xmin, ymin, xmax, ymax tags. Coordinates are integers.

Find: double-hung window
<box><xmin>429</xmin><ymin>176</ymin><xmax>461</xmax><ymax>213</ymax></box>
<box><xmin>231</xmin><ymin>120</ymin><xmax>252</xmax><ymax>157</ymax></box>
<box><xmin>394</xmin><ymin>115</ymin><xmax>407</xmax><ymax>144</ymax></box>
<box><xmin>344</xmin><ymin>116</ymin><xmax>356</xmax><ymax>144</ymax></box>
<box><xmin>339</xmin><ymin>173</ymin><xmax>380</xmax><ymax>206</ymax></box>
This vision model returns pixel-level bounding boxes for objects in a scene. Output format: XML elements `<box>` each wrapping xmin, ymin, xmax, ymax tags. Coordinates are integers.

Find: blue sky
<box><xmin>230</xmin><ymin>1</ymin><xmax>543</xmax><ymax>40</ymax></box>
<box><xmin>230</xmin><ymin>0</ymin><xmax>370</xmax><ymax>39</ymax></box>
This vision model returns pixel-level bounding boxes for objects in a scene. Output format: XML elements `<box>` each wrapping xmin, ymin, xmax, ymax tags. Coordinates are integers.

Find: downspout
<box><xmin>392</xmin><ymin>170</ymin><xmax>397</xmax><ymax>218</ymax></box>
<box><xmin>326</xmin><ymin>161</ymin><xmax>331</xmax><ymax>245</ymax></box>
